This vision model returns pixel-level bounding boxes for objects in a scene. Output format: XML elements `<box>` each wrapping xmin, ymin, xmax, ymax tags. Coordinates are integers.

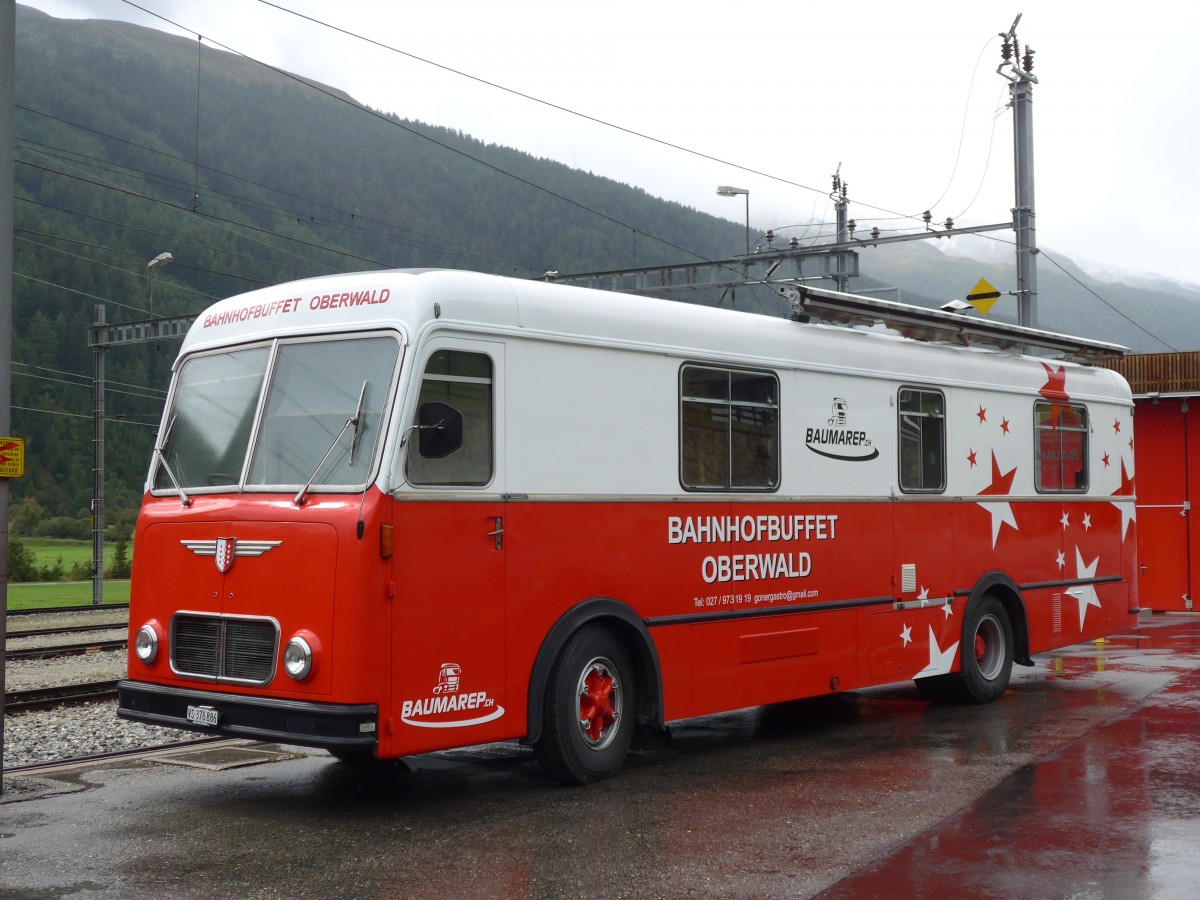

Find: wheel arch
<box><xmin>964</xmin><ymin>571</ymin><xmax>1032</xmax><ymax>666</ymax></box>
<box><xmin>524</xmin><ymin>597</ymin><xmax>664</xmax><ymax>746</ymax></box>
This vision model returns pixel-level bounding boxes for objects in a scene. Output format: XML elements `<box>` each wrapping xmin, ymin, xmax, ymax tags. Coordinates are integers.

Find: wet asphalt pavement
<box><xmin>3</xmin><ymin>615</ymin><xmax>1200</xmax><ymax>899</ymax></box>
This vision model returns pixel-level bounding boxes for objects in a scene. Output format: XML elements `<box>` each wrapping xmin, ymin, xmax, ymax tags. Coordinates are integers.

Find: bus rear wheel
<box><xmin>948</xmin><ymin>595</ymin><xmax>1014</xmax><ymax>704</ymax></box>
<box><xmin>536</xmin><ymin>626</ymin><xmax>635</xmax><ymax>785</ymax></box>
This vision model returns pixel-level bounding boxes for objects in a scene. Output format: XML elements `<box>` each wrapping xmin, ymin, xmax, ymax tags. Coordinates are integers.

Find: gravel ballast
<box><xmin>4</xmin><ymin>644</ymin><xmax>192</xmax><ymax>769</ymax></box>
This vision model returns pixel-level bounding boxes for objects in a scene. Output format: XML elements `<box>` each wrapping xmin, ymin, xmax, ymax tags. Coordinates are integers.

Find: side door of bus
<box><xmin>390</xmin><ymin>338</ymin><xmax>507</xmax><ymax>752</ymax></box>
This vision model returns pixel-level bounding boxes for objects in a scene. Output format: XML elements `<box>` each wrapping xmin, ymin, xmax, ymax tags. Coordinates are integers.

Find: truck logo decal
<box><xmin>401</xmin><ymin>663</ymin><xmax>505</xmax><ymax>729</ymax></box>
<box><xmin>805</xmin><ymin>398</ymin><xmax>879</xmax><ymax>462</ymax></box>
<box><xmin>180</xmin><ymin>539</ymin><xmax>282</xmax><ymax>573</ymax></box>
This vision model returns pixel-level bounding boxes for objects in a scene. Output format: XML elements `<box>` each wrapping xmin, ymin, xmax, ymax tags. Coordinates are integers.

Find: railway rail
<box><xmin>6</xmin><ymin>602</ymin><xmax>129</xmax><ymax>617</ymax></box>
<box><xmin>5</xmin><ymin>638</ymin><xmax>127</xmax><ymax>661</ymax></box>
<box><xmin>7</xmin><ymin>622</ymin><xmax>129</xmax><ymax>639</ymax></box>
<box><xmin>4</xmin><ymin>679</ymin><xmax>121</xmax><ymax>714</ymax></box>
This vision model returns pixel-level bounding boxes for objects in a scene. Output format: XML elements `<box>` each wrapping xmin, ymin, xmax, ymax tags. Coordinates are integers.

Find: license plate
<box><xmin>186</xmin><ymin>705</ymin><xmax>220</xmax><ymax>727</ymax></box>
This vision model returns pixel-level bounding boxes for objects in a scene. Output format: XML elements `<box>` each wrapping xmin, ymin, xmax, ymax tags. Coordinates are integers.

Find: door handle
<box><xmin>485</xmin><ymin>517</ymin><xmax>503</xmax><ymax>550</ymax></box>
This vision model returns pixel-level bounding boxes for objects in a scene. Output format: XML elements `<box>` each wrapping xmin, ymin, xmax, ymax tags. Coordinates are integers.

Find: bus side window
<box><xmin>679</xmin><ymin>364</ymin><xmax>778</xmax><ymax>491</ymax></box>
<box><xmin>406</xmin><ymin>350</ymin><xmax>493</xmax><ymax>486</ymax></box>
<box><xmin>1034</xmin><ymin>401</ymin><xmax>1088</xmax><ymax>493</ymax></box>
<box><xmin>898</xmin><ymin>387</ymin><xmax>945</xmax><ymax>493</ymax></box>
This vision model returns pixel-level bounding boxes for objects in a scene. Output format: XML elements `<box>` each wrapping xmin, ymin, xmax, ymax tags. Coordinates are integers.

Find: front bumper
<box><xmin>118</xmin><ymin>680</ymin><xmax>378</xmax><ymax>751</ymax></box>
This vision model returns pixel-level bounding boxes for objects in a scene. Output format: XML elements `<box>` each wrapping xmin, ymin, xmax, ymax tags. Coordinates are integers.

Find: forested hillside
<box><xmin>9</xmin><ymin>5</ymin><xmax>1200</xmax><ymax>537</ymax></box>
<box><xmin>10</xmin><ymin>5</ymin><xmax>746</xmax><ymax>531</ymax></box>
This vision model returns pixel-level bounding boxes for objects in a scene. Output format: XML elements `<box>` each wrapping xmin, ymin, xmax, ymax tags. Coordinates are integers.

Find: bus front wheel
<box><xmin>949</xmin><ymin>595</ymin><xmax>1014</xmax><ymax>704</ymax></box>
<box><xmin>536</xmin><ymin>625</ymin><xmax>635</xmax><ymax>785</ymax></box>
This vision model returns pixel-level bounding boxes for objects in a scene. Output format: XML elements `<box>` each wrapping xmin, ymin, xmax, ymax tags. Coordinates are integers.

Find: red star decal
<box><xmin>1000</xmin><ymin>417</ymin><xmax>1010</xmax><ymax>435</ymax></box>
<box><xmin>1111</xmin><ymin>458</ymin><xmax>1135</xmax><ymax>497</ymax></box>
<box><xmin>1129</xmin><ymin>437</ymin><xmax>1135</xmax><ymax>451</ymax></box>
<box><xmin>1113</xmin><ymin>418</ymin><xmax>1121</xmax><ymax>434</ymax></box>
<box><xmin>1102</xmin><ymin>453</ymin><xmax>1111</xmax><ymax>468</ymax></box>
<box><xmin>976</xmin><ymin>405</ymin><xmax>987</xmax><ymax>424</ymax></box>
<box><xmin>1039</xmin><ymin>363</ymin><xmax>1069</xmax><ymax>402</ymax></box>
<box><xmin>978</xmin><ymin>451</ymin><xmax>1017</xmax><ymax>497</ymax></box>
<box><xmin>967</xmin><ymin>449</ymin><xmax>978</xmax><ymax>467</ymax></box>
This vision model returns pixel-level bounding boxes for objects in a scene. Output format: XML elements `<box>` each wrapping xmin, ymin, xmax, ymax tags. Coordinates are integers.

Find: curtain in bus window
<box><xmin>246</xmin><ymin>336</ymin><xmax>399</xmax><ymax>488</ymax></box>
<box><xmin>155</xmin><ymin>346</ymin><xmax>270</xmax><ymax>490</ymax></box>
<box><xmin>407</xmin><ymin>350</ymin><xmax>493</xmax><ymax>486</ymax></box>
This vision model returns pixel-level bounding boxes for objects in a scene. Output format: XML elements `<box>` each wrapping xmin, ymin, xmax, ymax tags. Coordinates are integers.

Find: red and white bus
<box><xmin>118</xmin><ymin>269</ymin><xmax>1138</xmax><ymax>783</ymax></box>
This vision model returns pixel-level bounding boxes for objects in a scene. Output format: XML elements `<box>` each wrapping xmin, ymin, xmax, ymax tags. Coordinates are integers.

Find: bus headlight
<box><xmin>134</xmin><ymin>622</ymin><xmax>161</xmax><ymax>664</ymax></box>
<box><xmin>283</xmin><ymin>635</ymin><xmax>314</xmax><ymax>681</ymax></box>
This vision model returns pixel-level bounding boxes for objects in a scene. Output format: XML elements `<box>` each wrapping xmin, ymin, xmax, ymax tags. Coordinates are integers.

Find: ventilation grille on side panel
<box><xmin>172</xmin><ymin>614</ymin><xmax>278</xmax><ymax>684</ymax></box>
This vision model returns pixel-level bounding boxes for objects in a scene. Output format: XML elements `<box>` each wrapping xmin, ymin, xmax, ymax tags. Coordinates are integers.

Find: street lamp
<box><xmin>716</xmin><ymin>186</ymin><xmax>750</xmax><ymax>255</ymax></box>
<box><xmin>147</xmin><ymin>251</ymin><xmax>173</xmax><ymax>318</ymax></box>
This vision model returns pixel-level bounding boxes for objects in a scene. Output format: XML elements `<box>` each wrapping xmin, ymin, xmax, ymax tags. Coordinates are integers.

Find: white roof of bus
<box><xmin>179</xmin><ymin>269</ymin><xmax>1131</xmax><ymax>403</ymax></box>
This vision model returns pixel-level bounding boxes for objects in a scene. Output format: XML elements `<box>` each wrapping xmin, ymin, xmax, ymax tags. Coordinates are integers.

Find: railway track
<box><xmin>7</xmin><ymin>621</ymin><xmax>129</xmax><ymax>639</ymax></box>
<box><xmin>4</xmin><ymin>679</ymin><xmax>121</xmax><ymax>714</ymax></box>
<box><xmin>5</xmin><ymin>637</ymin><xmax>127</xmax><ymax>661</ymax></box>
<box><xmin>6</xmin><ymin>603</ymin><xmax>129</xmax><ymax>618</ymax></box>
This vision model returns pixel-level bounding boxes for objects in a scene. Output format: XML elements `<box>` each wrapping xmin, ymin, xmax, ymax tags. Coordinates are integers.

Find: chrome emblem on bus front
<box><xmin>180</xmin><ymin>539</ymin><xmax>282</xmax><ymax>573</ymax></box>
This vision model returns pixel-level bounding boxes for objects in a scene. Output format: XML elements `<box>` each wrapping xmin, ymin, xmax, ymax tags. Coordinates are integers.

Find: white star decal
<box><xmin>1072</xmin><ymin>547</ymin><xmax>1102</xmax><ymax>630</ymax></box>
<box><xmin>1060</xmin><ymin>511</ymin><xmax>1070</xmax><ymax>529</ymax></box>
<box><xmin>1082</xmin><ymin>513</ymin><xmax>1092</xmax><ymax>532</ymax></box>
<box><xmin>914</xmin><ymin>626</ymin><xmax>959</xmax><ymax>678</ymax></box>
<box><xmin>900</xmin><ymin>624</ymin><xmax>913</xmax><ymax>646</ymax></box>
<box><xmin>978</xmin><ymin>500</ymin><xmax>1018</xmax><ymax>549</ymax></box>
<box><xmin>1111</xmin><ymin>499</ymin><xmax>1136</xmax><ymax>541</ymax></box>
<box><xmin>942</xmin><ymin>601</ymin><xmax>954</xmax><ymax>619</ymax></box>
<box><xmin>918</xmin><ymin>586</ymin><xmax>930</xmax><ymax>606</ymax></box>
<box><xmin>1056</xmin><ymin>550</ymin><xmax>1066</xmax><ymax>569</ymax></box>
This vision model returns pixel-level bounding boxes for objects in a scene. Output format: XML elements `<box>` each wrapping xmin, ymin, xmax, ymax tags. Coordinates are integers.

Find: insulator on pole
<box><xmin>1023</xmin><ymin>47</ymin><xmax>1035</xmax><ymax>72</ymax></box>
<box><xmin>1001</xmin><ymin>37</ymin><xmax>1013</xmax><ymax>62</ymax></box>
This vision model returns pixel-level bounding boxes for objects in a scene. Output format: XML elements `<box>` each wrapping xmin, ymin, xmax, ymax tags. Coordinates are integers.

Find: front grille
<box><xmin>171</xmin><ymin>614</ymin><xmax>278</xmax><ymax>684</ymax></box>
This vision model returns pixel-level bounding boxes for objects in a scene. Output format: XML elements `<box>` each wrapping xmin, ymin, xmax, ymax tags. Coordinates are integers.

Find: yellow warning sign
<box><xmin>966</xmin><ymin>278</ymin><xmax>1002</xmax><ymax>316</ymax></box>
<box><xmin>0</xmin><ymin>437</ymin><xmax>25</xmax><ymax>478</ymax></box>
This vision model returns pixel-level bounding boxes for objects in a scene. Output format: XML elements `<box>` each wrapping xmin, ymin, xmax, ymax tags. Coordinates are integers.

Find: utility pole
<box><xmin>92</xmin><ymin>305</ymin><xmax>106</xmax><ymax>605</ymax></box>
<box><xmin>2</xmin><ymin>0</ymin><xmax>15</xmax><ymax>795</ymax></box>
<box><xmin>88</xmin><ymin>313</ymin><xmax>196</xmax><ymax>607</ymax></box>
<box><xmin>832</xmin><ymin>171</ymin><xmax>850</xmax><ymax>294</ymax></box>
<box><xmin>999</xmin><ymin>14</ymin><xmax>1038</xmax><ymax>329</ymax></box>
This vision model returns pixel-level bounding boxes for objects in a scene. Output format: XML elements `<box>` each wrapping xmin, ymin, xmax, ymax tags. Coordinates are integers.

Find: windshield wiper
<box><xmin>294</xmin><ymin>380</ymin><xmax>368</xmax><ymax>507</ymax></box>
<box><xmin>154</xmin><ymin>415</ymin><xmax>192</xmax><ymax>507</ymax></box>
<box><xmin>347</xmin><ymin>380</ymin><xmax>368</xmax><ymax>468</ymax></box>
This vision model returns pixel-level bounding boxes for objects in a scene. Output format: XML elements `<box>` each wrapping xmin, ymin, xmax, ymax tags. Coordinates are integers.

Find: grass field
<box><xmin>6</xmin><ymin>579</ymin><xmax>131</xmax><ymax>610</ymax></box>
<box><xmin>23</xmin><ymin>538</ymin><xmax>126</xmax><ymax>570</ymax></box>
<box><xmin>6</xmin><ymin>539</ymin><xmax>132</xmax><ymax>610</ymax></box>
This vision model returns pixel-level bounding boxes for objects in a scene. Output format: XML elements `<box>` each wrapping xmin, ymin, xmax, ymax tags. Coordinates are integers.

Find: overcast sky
<box><xmin>17</xmin><ymin>0</ymin><xmax>1200</xmax><ymax>286</ymax></box>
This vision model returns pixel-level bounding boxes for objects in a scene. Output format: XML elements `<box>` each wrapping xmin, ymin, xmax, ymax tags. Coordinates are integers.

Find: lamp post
<box><xmin>716</xmin><ymin>186</ymin><xmax>750</xmax><ymax>255</ymax></box>
<box><xmin>147</xmin><ymin>251</ymin><xmax>173</xmax><ymax>317</ymax></box>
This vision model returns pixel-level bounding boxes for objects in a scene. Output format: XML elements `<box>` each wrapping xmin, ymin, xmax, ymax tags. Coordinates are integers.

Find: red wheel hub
<box><xmin>579</xmin><ymin>666</ymin><xmax>617</xmax><ymax>744</ymax></box>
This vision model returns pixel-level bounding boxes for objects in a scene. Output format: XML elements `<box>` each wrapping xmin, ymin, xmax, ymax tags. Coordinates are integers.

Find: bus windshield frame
<box><xmin>149</xmin><ymin>331</ymin><xmax>403</xmax><ymax>496</ymax></box>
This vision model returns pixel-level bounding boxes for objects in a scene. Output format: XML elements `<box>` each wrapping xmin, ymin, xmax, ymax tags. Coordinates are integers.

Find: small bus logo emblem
<box><xmin>214</xmin><ymin>538</ymin><xmax>236</xmax><ymax>573</ymax></box>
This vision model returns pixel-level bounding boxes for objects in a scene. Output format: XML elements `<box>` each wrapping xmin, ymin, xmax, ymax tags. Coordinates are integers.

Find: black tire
<box><xmin>535</xmin><ymin>626</ymin><xmax>635</xmax><ymax>785</ymax></box>
<box><xmin>948</xmin><ymin>595</ymin><xmax>1014</xmax><ymax>704</ymax></box>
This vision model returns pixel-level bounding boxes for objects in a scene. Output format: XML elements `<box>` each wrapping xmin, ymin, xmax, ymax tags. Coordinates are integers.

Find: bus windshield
<box><xmin>153</xmin><ymin>334</ymin><xmax>401</xmax><ymax>493</ymax></box>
